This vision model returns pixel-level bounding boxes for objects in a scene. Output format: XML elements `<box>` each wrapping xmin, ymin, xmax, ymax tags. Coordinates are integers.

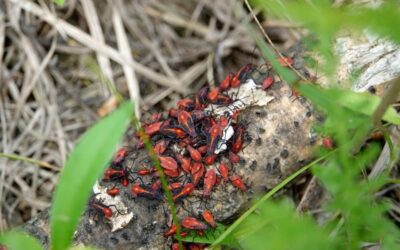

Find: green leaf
<box><xmin>299</xmin><ymin>84</ymin><xmax>400</xmax><ymax>125</ymax></box>
<box><xmin>211</xmin><ymin>152</ymin><xmax>333</xmax><ymax>247</ymax></box>
<box><xmin>51</xmin><ymin>101</ymin><xmax>134</xmax><ymax>250</ymax></box>
<box><xmin>53</xmin><ymin>0</ymin><xmax>65</xmax><ymax>5</ymax></box>
<box><xmin>0</xmin><ymin>231</ymin><xmax>43</xmax><ymax>250</ymax></box>
<box><xmin>235</xmin><ymin>200</ymin><xmax>336</xmax><ymax>250</ymax></box>
<box><xmin>181</xmin><ymin>224</ymin><xmax>227</xmax><ymax>244</ymax></box>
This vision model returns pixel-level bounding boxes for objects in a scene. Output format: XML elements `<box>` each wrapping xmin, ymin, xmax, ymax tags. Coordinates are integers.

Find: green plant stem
<box><xmin>211</xmin><ymin>151</ymin><xmax>334</xmax><ymax>247</ymax></box>
<box><xmin>0</xmin><ymin>153</ymin><xmax>61</xmax><ymax>171</ymax></box>
<box><xmin>371</xmin><ymin>77</ymin><xmax>400</xmax><ymax>127</ymax></box>
<box><xmin>129</xmin><ymin>117</ymin><xmax>183</xmax><ymax>250</ymax></box>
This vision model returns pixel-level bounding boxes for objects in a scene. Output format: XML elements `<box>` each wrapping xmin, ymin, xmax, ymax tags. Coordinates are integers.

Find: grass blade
<box><xmin>299</xmin><ymin>84</ymin><xmax>400</xmax><ymax>125</ymax></box>
<box><xmin>0</xmin><ymin>231</ymin><xmax>43</xmax><ymax>250</ymax></box>
<box><xmin>51</xmin><ymin>101</ymin><xmax>134</xmax><ymax>250</ymax></box>
<box><xmin>211</xmin><ymin>152</ymin><xmax>333</xmax><ymax>247</ymax></box>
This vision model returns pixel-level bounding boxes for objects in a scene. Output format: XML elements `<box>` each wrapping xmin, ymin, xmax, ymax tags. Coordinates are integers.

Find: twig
<box><xmin>243</xmin><ymin>0</ymin><xmax>308</xmax><ymax>81</ymax></box>
<box><xmin>81</xmin><ymin>0</ymin><xmax>113</xmax><ymax>96</ymax></box>
<box><xmin>0</xmin><ymin>153</ymin><xmax>61</xmax><ymax>171</ymax></box>
<box><xmin>9</xmin><ymin>0</ymin><xmax>188</xmax><ymax>93</ymax></box>
<box><xmin>112</xmin><ymin>4</ymin><xmax>141</xmax><ymax>118</ymax></box>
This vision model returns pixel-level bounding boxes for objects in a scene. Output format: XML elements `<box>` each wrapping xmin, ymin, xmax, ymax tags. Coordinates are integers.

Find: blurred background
<box><xmin>0</xmin><ymin>0</ymin><xmax>303</xmax><ymax>230</ymax></box>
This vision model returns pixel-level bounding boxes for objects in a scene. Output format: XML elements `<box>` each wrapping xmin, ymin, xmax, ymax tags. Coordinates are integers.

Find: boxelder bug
<box><xmin>278</xmin><ymin>56</ymin><xmax>293</xmax><ymax>67</ymax></box>
<box><xmin>230</xmin><ymin>175</ymin><xmax>247</xmax><ymax>191</ymax></box>
<box><xmin>159</xmin><ymin>156</ymin><xmax>178</xmax><ymax>171</ymax></box>
<box><xmin>113</xmin><ymin>148</ymin><xmax>127</xmax><ymax>165</ymax></box>
<box><xmin>262</xmin><ymin>76</ymin><xmax>274</xmax><ymax>90</ymax></box>
<box><xmin>218</xmin><ymin>162</ymin><xmax>229</xmax><ymax>181</ymax></box>
<box><xmin>153</xmin><ymin>140</ymin><xmax>168</xmax><ymax>155</ymax></box>
<box><xmin>204</xmin><ymin>153</ymin><xmax>217</xmax><ymax>166</ymax></box>
<box><xmin>231</xmin><ymin>124</ymin><xmax>245</xmax><ymax>154</ymax></box>
<box><xmin>187</xmin><ymin>145</ymin><xmax>202</xmax><ymax>162</ymax></box>
<box><xmin>173</xmin><ymin>183</ymin><xmax>194</xmax><ymax>202</ymax></box>
<box><xmin>206</xmin><ymin>87</ymin><xmax>219</xmax><ymax>103</ymax></box>
<box><xmin>144</xmin><ymin>121</ymin><xmax>163</xmax><ymax>136</ymax></box>
<box><xmin>181</xmin><ymin>217</ymin><xmax>208</xmax><ymax>230</ymax></box>
<box><xmin>203</xmin><ymin>169</ymin><xmax>216</xmax><ymax>197</ymax></box>
<box><xmin>322</xmin><ymin>137</ymin><xmax>334</xmax><ymax>149</ymax></box>
<box><xmin>90</xmin><ymin>202</ymin><xmax>113</xmax><ymax>219</ymax></box>
<box><xmin>178</xmin><ymin>110</ymin><xmax>197</xmax><ymax>137</ymax></box>
<box><xmin>207</xmin><ymin>124</ymin><xmax>222</xmax><ymax>155</ymax></box>
<box><xmin>131</xmin><ymin>183</ymin><xmax>160</xmax><ymax>200</ymax></box>
<box><xmin>191</xmin><ymin>162</ymin><xmax>204</xmax><ymax>186</ymax></box>
<box><xmin>177</xmin><ymin>98</ymin><xmax>195</xmax><ymax>111</ymax></box>
<box><xmin>106</xmin><ymin>186</ymin><xmax>120</xmax><ymax>197</ymax></box>
<box><xmin>163</xmin><ymin>224</ymin><xmax>177</xmax><ymax>237</ymax></box>
<box><xmin>231</xmin><ymin>64</ymin><xmax>253</xmax><ymax>88</ymax></box>
<box><xmin>175</xmin><ymin>153</ymin><xmax>192</xmax><ymax>174</ymax></box>
<box><xmin>201</xmin><ymin>210</ymin><xmax>216</xmax><ymax>228</ymax></box>
<box><xmin>219</xmin><ymin>73</ymin><xmax>233</xmax><ymax>90</ymax></box>
<box><xmin>228</xmin><ymin>152</ymin><xmax>240</xmax><ymax>165</ymax></box>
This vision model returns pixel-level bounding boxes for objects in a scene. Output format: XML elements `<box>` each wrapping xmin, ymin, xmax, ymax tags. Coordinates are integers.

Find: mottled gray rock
<box><xmin>23</xmin><ymin>45</ymin><xmax>320</xmax><ymax>249</ymax></box>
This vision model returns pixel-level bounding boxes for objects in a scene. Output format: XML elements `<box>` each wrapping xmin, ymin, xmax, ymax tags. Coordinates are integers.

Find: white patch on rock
<box><xmin>335</xmin><ymin>34</ymin><xmax>400</xmax><ymax>92</ymax></box>
<box><xmin>206</xmin><ymin>78</ymin><xmax>274</xmax><ymax>154</ymax></box>
<box><xmin>215</xmin><ymin>123</ymin><xmax>234</xmax><ymax>154</ymax></box>
<box><xmin>93</xmin><ymin>181</ymin><xmax>134</xmax><ymax>232</ymax></box>
<box><xmin>206</xmin><ymin>78</ymin><xmax>274</xmax><ymax>117</ymax></box>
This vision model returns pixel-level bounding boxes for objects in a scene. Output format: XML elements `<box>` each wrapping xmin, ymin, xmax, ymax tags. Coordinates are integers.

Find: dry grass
<box><xmin>0</xmin><ymin>0</ymin><xmax>301</xmax><ymax>230</ymax></box>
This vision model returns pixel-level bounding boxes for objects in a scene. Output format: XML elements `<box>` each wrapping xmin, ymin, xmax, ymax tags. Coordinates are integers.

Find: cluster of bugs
<box><xmin>89</xmin><ymin>59</ymin><xmax>295</xmax><ymax>248</ymax></box>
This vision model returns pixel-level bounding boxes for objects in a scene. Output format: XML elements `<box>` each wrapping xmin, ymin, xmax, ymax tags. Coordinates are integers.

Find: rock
<box><xmin>22</xmin><ymin>45</ymin><xmax>319</xmax><ymax>249</ymax></box>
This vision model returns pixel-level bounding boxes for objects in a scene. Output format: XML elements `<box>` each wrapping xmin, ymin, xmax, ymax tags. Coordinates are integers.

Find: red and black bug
<box><xmin>103</xmin><ymin>167</ymin><xmax>132</xmax><ymax>186</ymax></box>
<box><xmin>205</xmin><ymin>153</ymin><xmax>218</xmax><ymax>166</ymax></box>
<box><xmin>164</xmin><ymin>224</ymin><xmax>177</xmax><ymax>237</ymax></box>
<box><xmin>173</xmin><ymin>183</ymin><xmax>195</xmax><ymax>202</ymax></box>
<box><xmin>169</xmin><ymin>108</ymin><xmax>179</xmax><ymax>118</ymax></box>
<box><xmin>230</xmin><ymin>175</ymin><xmax>247</xmax><ymax>191</ymax></box>
<box><xmin>187</xmin><ymin>145</ymin><xmax>202</xmax><ymax>162</ymax></box>
<box><xmin>88</xmin><ymin>196</ymin><xmax>125</xmax><ymax>220</ymax></box>
<box><xmin>231</xmin><ymin>64</ymin><xmax>253</xmax><ymax>88</ymax></box>
<box><xmin>206</xmin><ymin>87</ymin><xmax>219</xmax><ymax>103</ymax></box>
<box><xmin>207</xmin><ymin>124</ymin><xmax>222</xmax><ymax>155</ymax></box>
<box><xmin>218</xmin><ymin>162</ymin><xmax>229</xmax><ymax>181</ymax></box>
<box><xmin>231</xmin><ymin>123</ymin><xmax>245</xmax><ymax>154</ymax></box>
<box><xmin>203</xmin><ymin>169</ymin><xmax>216</xmax><ymax>197</ymax></box>
<box><xmin>106</xmin><ymin>186</ymin><xmax>120</xmax><ymax>197</ymax></box>
<box><xmin>159</xmin><ymin>156</ymin><xmax>178</xmax><ymax>171</ymax></box>
<box><xmin>159</xmin><ymin>126</ymin><xmax>187</xmax><ymax>139</ymax></box>
<box><xmin>177</xmin><ymin>98</ymin><xmax>195</xmax><ymax>111</ymax></box>
<box><xmin>322</xmin><ymin>137</ymin><xmax>334</xmax><ymax>149</ymax></box>
<box><xmin>89</xmin><ymin>201</ymin><xmax>113</xmax><ymax>219</ymax></box>
<box><xmin>191</xmin><ymin>162</ymin><xmax>204</xmax><ymax>186</ymax></box>
<box><xmin>181</xmin><ymin>217</ymin><xmax>208</xmax><ymax>231</ymax></box>
<box><xmin>169</xmin><ymin>182</ymin><xmax>183</xmax><ymax>190</ymax></box>
<box><xmin>113</xmin><ymin>148</ymin><xmax>127</xmax><ymax>165</ymax></box>
<box><xmin>178</xmin><ymin>111</ymin><xmax>197</xmax><ymax>137</ymax></box>
<box><xmin>144</xmin><ymin>121</ymin><xmax>163</xmax><ymax>137</ymax></box>
<box><xmin>153</xmin><ymin>140</ymin><xmax>168</xmax><ymax>155</ymax></box>
<box><xmin>278</xmin><ymin>56</ymin><xmax>293</xmax><ymax>67</ymax></box>
<box><xmin>201</xmin><ymin>210</ymin><xmax>216</xmax><ymax>228</ymax></box>
<box><xmin>131</xmin><ymin>183</ymin><xmax>160</xmax><ymax>200</ymax></box>
<box><xmin>175</xmin><ymin>153</ymin><xmax>192</xmax><ymax>174</ymax></box>
<box><xmin>228</xmin><ymin>152</ymin><xmax>240</xmax><ymax>165</ymax></box>
<box><xmin>164</xmin><ymin>168</ymin><xmax>181</xmax><ymax>178</ymax></box>
<box><xmin>136</xmin><ymin>167</ymin><xmax>156</xmax><ymax>176</ymax></box>
<box><xmin>262</xmin><ymin>76</ymin><xmax>274</xmax><ymax>90</ymax></box>
<box><xmin>219</xmin><ymin>72</ymin><xmax>233</xmax><ymax>90</ymax></box>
